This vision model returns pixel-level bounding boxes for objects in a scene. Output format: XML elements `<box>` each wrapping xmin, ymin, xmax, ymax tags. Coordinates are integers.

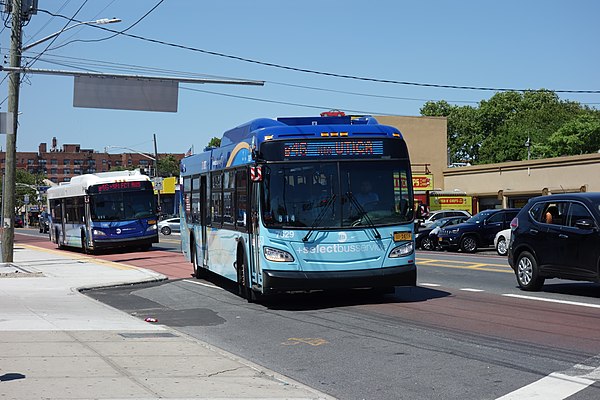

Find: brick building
<box><xmin>0</xmin><ymin>137</ymin><xmax>184</xmax><ymax>184</ymax></box>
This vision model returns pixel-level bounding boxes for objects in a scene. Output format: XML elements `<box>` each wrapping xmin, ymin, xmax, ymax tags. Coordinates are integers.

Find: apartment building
<box><xmin>0</xmin><ymin>138</ymin><xmax>184</xmax><ymax>184</ymax></box>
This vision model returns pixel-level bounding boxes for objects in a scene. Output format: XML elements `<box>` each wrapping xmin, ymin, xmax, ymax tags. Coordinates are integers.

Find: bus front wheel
<box><xmin>191</xmin><ymin>243</ymin><xmax>204</xmax><ymax>279</ymax></box>
<box><xmin>237</xmin><ymin>252</ymin><xmax>260</xmax><ymax>302</ymax></box>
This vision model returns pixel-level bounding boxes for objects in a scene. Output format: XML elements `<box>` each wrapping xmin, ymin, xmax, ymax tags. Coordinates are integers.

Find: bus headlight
<box><xmin>92</xmin><ymin>229</ymin><xmax>106</xmax><ymax>237</ymax></box>
<box><xmin>389</xmin><ymin>242</ymin><xmax>414</xmax><ymax>258</ymax></box>
<box><xmin>263</xmin><ymin>246</ymin><xmax>294</xmax><ymax>262</ymax></box>
<box><xmin>146</xmin><ymin>224</ymin><xmax>157</xmax><ymax>231</ymax></box>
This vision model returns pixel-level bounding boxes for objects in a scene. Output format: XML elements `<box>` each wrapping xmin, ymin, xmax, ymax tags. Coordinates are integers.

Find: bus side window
<box><xmin>191</xmin><ymin>176</ymin><xmax>200</xmax><ymax>223</ymax></box>
<box><xmin>183</xmin><ymin>176</ymin><xmax>192</xmax><ymax>223</ymax></box>
<box><xmin>211</xmin><ymin>173</ymin><xmax>223</xmax><ymax>226</ymax></box>
<box><xmin>235</xmin><ymin>169</ymin><xmax>248</xmax><ymax>231</ymax></box>
<box><xmin>223</xmin><ymin>171</ymin><xmax>235</xmax><ymax>226</ymax></box>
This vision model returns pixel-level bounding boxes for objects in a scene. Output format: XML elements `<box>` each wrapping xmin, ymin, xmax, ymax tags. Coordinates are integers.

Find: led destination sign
<box><xmin>88</xmin><ymin>181</ymin><xmax>152</xmax><ymax>194</ymax></box>
<box><xmin>283</xmin><ymin>140</ymin><xmax>384</xmax><ymax>159</ymax></box>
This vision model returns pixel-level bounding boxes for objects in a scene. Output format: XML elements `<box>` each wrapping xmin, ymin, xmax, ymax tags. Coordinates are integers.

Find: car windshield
<box><xmin>430</xmin><ymin>218</ymin><xmax>449</xmax><ymax>228</ymax></box>
<box><xmin>90</xmin><ymin>191</ymin><xmax>155</xmax><ymax>221</ymax></box>
<box><xmin>261</xmin><ymin>160</ymin><xmax>413</xmax><ymax>229</ymax></box>
<box><xmin>466</xmin><ymin>210</ymin><xmax>493</xmax><ymax>224</ymax></box>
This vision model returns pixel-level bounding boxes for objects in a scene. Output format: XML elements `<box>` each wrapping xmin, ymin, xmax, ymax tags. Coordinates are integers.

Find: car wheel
<box><xmin>460</xmin><ymin>236</ymin><xmax>478</xmax><ymax>253</ymax></box>
<box><xmin>496</xmin><ymin>236</ymin><xmax>508</xmax><ymax>256</ymax></box>
<box><xmin>516</xmin><ymin>251</ymin><xmax>545</xmax><ymax>291</ymax></box>
<box><xmin>161</xmin><ymin>226</ymin><xmax>171</xmax><ymax>235</ymax></box>
<box><xmin>421</xmin><ymin>237</ymin><xmax>434</xmax><ymax>251</ymax></box>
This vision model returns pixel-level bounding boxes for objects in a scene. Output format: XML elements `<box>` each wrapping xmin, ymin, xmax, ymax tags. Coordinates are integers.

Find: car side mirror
<box><xmin>575</xmin><ymin>219</ymin><xmax>595</xmax><ymax>230</ymax></box>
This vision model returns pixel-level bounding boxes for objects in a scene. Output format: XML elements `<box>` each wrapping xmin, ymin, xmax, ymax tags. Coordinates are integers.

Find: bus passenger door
<box><xmin>248</xmin><ymin>181</ymin><xmax>261</xmax><ymax>285</ymax></box>
<box><xmin>59</xmin><ymin>200</ymin><xmax>66</xmax><ymax>246</ymax></box>
<box><xmin>200</xmin><ymin>176</ymin><xmax>208</xmax><ymax>267</ymax></box>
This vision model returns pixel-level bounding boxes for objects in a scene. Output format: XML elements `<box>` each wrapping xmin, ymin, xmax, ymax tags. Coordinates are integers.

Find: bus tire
<box><xmin>81</xmin><ymin>232</ymin><xmax>91</xmax><ymax>254</ymax></box>
<box><xmin>237</xmin><ymin>251</ymin><xmax>260</xmax><ymax>302</ymax></box>
<box><xmin>191</xmin><ymin>242</ymin><xmax>204</xmax><ymax>279</ymax></box>
<box><xmin>56</xmin><ymin>228</ymin><xmax>64</xmax><ymax>249</ymax></box>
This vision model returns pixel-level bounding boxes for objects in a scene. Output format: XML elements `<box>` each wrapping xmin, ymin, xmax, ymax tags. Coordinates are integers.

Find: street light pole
<box><xmin>1</xmin><ymin>6</ymin><xmax>121</xmax><ymax>262</ymax></box>
<box><xmin>153</xmin><ymin>133</ymin><xmax>161</xmax><ymax>214</ymax></box>
<box><xmin>2</xmin><ymin>0</ymin><xmax>23</xmax><ymax>262</ymax></box>
<box><xmin>22</xmin><ymin>18</ymin><xmax>122</xmax><ymax>51</ymax></box>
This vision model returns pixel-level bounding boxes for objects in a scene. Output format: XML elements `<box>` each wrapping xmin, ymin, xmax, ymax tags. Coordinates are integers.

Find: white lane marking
<box><xmin>495</xmin><ymin>372</ymin><xmax>595</xmax><ymax>400</ymax></box>
<box><xmin>420</xmin><ymin>283</ymin><xmax>441</xmax><ymax>287</ymax></box>
<box><xmin>502</xmin><ymin>294</ymin><xmax>600</xmax><ymax>309</ymax></box>
<box><xmin>182</xmin><ymin>279</ymin><xmax>223</xmax><ymax>290</ymax></box>
<box><xmin>460</xmin><ymin>288</ymin><xmax>485</xmax><ymax>292</ymax></box>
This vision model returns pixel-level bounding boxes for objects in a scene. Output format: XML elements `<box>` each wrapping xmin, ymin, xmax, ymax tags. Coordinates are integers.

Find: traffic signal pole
<box><xmin>2</xmin><ymin>0</ymin><xmax>23</xmax><ymax>262</ymax></box>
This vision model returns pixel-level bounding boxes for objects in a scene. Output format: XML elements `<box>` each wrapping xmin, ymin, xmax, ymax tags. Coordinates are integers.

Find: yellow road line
<box><xmin>416</xmin><ymin>257</ymin><xmax>513</xmax><ymax>273</ymax></box>
<box><xmin>18</xmin><ymin>243</ymin><xmax>138</xmax><ymax>271</ymax></box>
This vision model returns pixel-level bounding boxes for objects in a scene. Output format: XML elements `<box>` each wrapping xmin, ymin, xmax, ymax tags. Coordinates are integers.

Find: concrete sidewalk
<box><xmin>0</xmin><ymin>243</ymin><xmax>334</xmax><ymax>399</ymax></box>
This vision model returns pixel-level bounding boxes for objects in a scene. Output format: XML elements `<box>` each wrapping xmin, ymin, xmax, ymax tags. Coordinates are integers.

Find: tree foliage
<box><xmin>0</xmin><ymin>169</ymin><xmax>48</xmax><ymax>213</ymax></box>
<box><xmin>420</xmin><ymin>90</ymin><xmax>599</xmax><ymax>165</ymax></box>
<box><xmin>207</xmin><ymin>137</ymin><xmax>221</xmax><ymax>148</ymax></box>
<box><xmin>157</xmin><ymin>154</ymin><xmax>180</xmax><ymax>177</ymax></box>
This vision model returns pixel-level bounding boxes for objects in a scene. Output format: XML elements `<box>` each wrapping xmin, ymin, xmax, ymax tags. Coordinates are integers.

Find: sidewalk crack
<box><xmin>207</xmin><ymin>367</ymin><xmax>243</xmax><ymax>377</ymax></box>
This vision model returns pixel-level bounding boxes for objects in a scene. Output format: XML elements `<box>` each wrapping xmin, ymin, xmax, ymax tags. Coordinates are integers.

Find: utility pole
<box><xmin>153</xmin><ymin>133</ymin><xmax>161</xmax><ymax>215</ymax></box>
<box><xmin>2</xmin><ymin>0</ymin><xmax>23</xmax><ymax>262</ymax></box>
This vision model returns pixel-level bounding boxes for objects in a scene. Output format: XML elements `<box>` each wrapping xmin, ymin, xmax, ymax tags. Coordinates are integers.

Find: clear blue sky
<box><xmin>1</xmin><ymin>0</ymin><xmax>598</xmax><ymax>155</ymax></box>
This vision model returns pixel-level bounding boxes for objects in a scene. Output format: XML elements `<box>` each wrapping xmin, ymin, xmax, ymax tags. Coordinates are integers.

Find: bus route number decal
<box><xmin>276</xmin><ymin>230</ymin><xmax>295</xmax><ymax>239</ymax></box>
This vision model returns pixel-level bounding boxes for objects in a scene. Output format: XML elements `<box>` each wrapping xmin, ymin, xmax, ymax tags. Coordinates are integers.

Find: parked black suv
<box><xmin>438</xmin><ymin>208</ymin><xmax>519</xmax><ymax>253</ymax></box>
<box><xmin>508</xmin><ymin>193</ymin><xmax>600</xmax><ymax>291</ymax></box>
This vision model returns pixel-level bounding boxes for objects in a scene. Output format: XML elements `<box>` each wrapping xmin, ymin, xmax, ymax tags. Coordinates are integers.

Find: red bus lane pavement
<box><xmin>362</xmin><ymin>288</ymin><xmax>600</xmax><ymax>356</ymax></box>
<box><xmin>14</xmin><ymin>233</ymin><xmax>192</xmax><ymax>280</ymax></box>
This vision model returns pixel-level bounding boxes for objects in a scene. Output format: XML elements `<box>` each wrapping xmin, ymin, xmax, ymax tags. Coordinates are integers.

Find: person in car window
<box><xmin>545</xmin><ymin>205</ymin><xmax>558</xmax><ymax>224</ymax></box>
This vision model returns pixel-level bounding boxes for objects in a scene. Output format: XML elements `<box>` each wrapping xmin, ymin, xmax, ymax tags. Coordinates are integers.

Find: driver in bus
<box><xmin>354</xmin><ymin>180</ymin><xmax>379</xmax><ymax>205</ymax></box>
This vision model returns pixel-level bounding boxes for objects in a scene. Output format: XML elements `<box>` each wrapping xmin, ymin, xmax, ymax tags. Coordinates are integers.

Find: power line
<box><xmin>48</xmin><ymin>0</ymin><xmax>164</xmax><ymax>51</ymax></box>
<box><xmin>22</xmin><ymin>53</ymin><xmax>600</xmax><ymax>106</ymax></box>
<box><xmin>25</xmin><ymin>1</ymin><xmax>89</xmax><ymax>71</ymax></box>
<box><xmin>180</xmin><ymin>86</ymin><xmax>404</xmax><ymax>116</ymax></box>
<box><xmin>34</xmin><ymin>9</ymin><xmax>600</xmax><ymax>94</ymax></box>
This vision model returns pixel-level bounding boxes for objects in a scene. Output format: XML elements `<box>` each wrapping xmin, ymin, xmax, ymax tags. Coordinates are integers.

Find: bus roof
<box><xmin>181</xmin><ymin>115</ymin><xmax>404</xmax><ymax>176</ymax></box>
<box><xmin>47</xmin><ymin>170</ymin><xmax>150</xmax><ymax>199</ymax></box>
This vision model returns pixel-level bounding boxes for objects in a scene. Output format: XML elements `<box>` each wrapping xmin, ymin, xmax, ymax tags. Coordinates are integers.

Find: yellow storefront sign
<box><xmin>430</xmin><ymin>195</ymin><xmax>472</xmax><ymax>214</ymax></box>
<box><xmin>412</xmin><ymin>174</ymin><xmax>434</xmax><ymax>191</ymax></box>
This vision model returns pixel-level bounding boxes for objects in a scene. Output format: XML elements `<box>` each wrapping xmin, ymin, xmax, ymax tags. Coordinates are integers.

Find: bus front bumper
<box><xmin>262</xmin><ymin>264</ymin><xmax>416</xmax><ymax>294</ymax></box>
<box><xmin>92</xmin><ymin>233</ymin><xmax>159</xmax><ymax>249</ymax></box>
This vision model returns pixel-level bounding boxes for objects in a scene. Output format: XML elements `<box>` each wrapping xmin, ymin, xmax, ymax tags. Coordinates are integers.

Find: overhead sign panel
<box><xmin>73</xmin><ymin>76</ymin><xmax>178</xmax><ymax>112</ymax></box>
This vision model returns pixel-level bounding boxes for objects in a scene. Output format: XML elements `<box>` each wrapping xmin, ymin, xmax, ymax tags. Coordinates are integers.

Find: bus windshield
<box><xmin>90</xmin><ymin>191</ymin><xmax>155</xmax><ymax>221</ymax></box>
<box><xmin>262</xmin><ymin>160</ymin><xmax>413</xmax><ymax>229</ymax></box>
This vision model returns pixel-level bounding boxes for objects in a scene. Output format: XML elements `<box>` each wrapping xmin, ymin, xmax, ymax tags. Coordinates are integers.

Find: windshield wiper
<box><xmin>302</xmin><ymin>194</ymin><xmax>336</xmax><ymax>242</ymax></box>
<box><xmin>346</xmin><ymin>191</ymin><xmax>381</xmax><ymax>239</ymax></box>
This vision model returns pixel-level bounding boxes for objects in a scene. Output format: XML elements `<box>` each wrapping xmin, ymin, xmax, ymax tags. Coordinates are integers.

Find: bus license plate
<box><xmin>394</xmin><ymin>232</ymin><xmax>412</xmax><ymax>241</ymax></box>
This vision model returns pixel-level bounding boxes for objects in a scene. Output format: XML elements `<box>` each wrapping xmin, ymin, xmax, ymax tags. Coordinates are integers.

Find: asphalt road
<box><xmin>82</xmin><ymin>243</ymin><xmax>600</xmax><ymax>400</ymax></box>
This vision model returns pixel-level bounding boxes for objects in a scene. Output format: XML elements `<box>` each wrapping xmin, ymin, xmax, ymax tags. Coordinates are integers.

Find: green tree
<box><xmin>207</xmin><ymin>137</ymin><xmax>221</xmax><ymax>148</ymax></box>
<box><xmin>422</xmin><ymin>90</ymin><xmax>595</xmax><ymax>165</ymax></box>
<box><xmin>537</xmin><ymin>113</ymin><xmax>600</xmax><ymax>157</ymax></box>
<box><xmin>2</xmin><ymin>169</ymin><xmax>47</xmax><ymax>214</ymax></box>
<box><xmin>157</xmin><ymin>154</ymin><xmax>180</xmax><ymax>177</ymax></box>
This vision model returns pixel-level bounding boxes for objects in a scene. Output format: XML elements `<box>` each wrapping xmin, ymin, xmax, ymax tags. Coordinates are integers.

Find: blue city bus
<box><xmin>180</xmin><ymin>115</ymin><xmax>416</xmax><ymax>300</ymax></box>
<box><xmin>47</xmin><ymin>170</ymin><xmax>159</xmax><ymax>252</ymax></box>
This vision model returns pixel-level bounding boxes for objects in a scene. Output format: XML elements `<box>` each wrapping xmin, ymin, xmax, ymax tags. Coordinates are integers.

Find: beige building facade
<box><xmin>443</xmin><ymin>153</ymin><xmax>600</xmax><ymax>211</ymax></box>
<box><xmin>375</xmin><ymin>115</ymin><xmax>448</xmax><ymax>200</ymax></box>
